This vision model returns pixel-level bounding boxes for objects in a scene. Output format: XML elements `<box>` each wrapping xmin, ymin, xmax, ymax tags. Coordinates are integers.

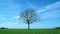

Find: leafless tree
<box><xmin>19</xmin><ymin>8</ymin><xmax>39</xmax><ymax>30</ymax></box>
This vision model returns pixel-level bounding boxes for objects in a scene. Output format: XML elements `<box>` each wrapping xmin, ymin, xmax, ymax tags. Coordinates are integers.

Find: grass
<box><xmin>0</xmin><ymin>29</ymin><xmax>60</xmax><ymax>34</ymax></box>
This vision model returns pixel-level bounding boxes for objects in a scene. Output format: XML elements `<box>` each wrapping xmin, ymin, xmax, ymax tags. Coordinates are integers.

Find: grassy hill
<box><xmin>0</xmin><ymin>29</ymin><xmax>60</xmax><ymax>34</ymax></box>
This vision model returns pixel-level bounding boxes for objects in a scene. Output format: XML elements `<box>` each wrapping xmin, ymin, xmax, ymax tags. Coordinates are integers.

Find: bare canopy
<box><xmin>19</xmin><ymin>8</ymin><xmax>39</xmax><ymax>30</ymax></box>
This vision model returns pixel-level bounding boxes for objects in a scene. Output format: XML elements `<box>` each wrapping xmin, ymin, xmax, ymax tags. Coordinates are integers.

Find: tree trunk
<box><xmin>28</xmin><ymin>23</ymin><xmax>30</xmax><ymax>30</ymax></box>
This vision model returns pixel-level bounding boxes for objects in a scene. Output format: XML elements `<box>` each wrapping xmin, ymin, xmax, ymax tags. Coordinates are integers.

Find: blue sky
<box><xmin>0</xmin><ymin>0</ymin><xmax>60</xmax><ymax>28</ymax></box>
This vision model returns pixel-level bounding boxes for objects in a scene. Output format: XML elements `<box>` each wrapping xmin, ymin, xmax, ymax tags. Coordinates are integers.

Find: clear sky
<box><xmin>0</xmin><ymin>0</ymin><xmax>60</xmax><ymax>28</ymax></box>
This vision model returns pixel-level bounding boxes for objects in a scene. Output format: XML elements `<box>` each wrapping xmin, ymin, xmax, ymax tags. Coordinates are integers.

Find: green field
<box><xmin>0</xmin><ymin>29</ymin><xmax>60</xmax><ymax>34</ymax></box>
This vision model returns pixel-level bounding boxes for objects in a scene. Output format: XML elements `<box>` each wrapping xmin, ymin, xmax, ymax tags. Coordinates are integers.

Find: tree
<box><xmin>0</xmin><ymin>27</ymin><xmax>5</xmax><ymax>29</ymax></box>
<box><xmin>19</xmin><ymin>8</ymin><xmax>39</xmax><ymax>30</ymax></box>
<box><xmin>55</xmin><ymin>27</ymin><xmax>60</xmax><ymax>29</ymax></box>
